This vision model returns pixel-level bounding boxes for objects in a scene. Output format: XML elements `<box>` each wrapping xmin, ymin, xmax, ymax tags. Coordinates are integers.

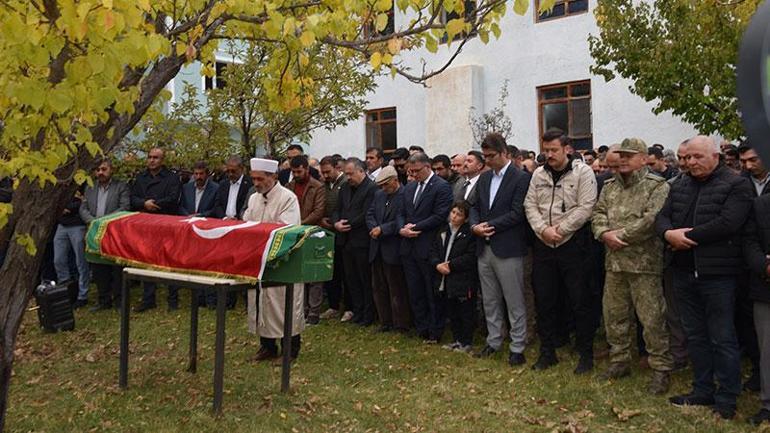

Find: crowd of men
<box><xmin>33</xmin><ymin>129</ymin><xmax>770</xmax><ymax>425</ymax></box>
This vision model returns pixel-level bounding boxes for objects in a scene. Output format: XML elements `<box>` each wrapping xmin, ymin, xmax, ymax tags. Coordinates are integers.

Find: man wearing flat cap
<box><xmin>242</xmin><ymin>157</ymin><xmax>305</xmax><ymax>363</ymax></box>
<box><xmin>592</xmin><ymin>138</ymin><xmax>673</xmax><ymax>394</ymax></box>
<box><xmin>366</xmin><ymin>166</ymin><xmax>412</xmax><ymax>332</ymax></box>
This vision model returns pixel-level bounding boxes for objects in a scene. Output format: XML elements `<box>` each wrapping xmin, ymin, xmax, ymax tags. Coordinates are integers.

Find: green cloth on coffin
<box><xmin>85</xmin><ymin>212</ymin><xmax>334</xmax><ymax>283</ymax></box>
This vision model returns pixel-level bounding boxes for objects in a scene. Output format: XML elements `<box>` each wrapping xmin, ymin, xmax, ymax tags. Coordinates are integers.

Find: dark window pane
<box><xmin>215</xmin><ymin>62</ymin><xmax>228</xmax><ymax>89</ymax></box>
<box><xmin>568</xmin><ymin>0</ymin><xmax>589</xmax><ymax>13</ymax></box>
<box><xmin>205</xmin><ymin>76</ymin><xmax>213</xmax><ymax>91</ymax></box>
<box><xmin>381</xmin><ymin>122</ymin><xmax>397</xmax><ymax>151</ymax></box>
<box><xmin>541</xmin><ymin>87</ymin><xmax>568</xmax><ymax>100</ymax></box>
<box><xmin>539</xmin><ymin>3</ymin><xmax>566</xmax><ymax>20</ymax></box>
<box><xmin>367</xmin><ymin>112</ymin><xmax>379</xmax><ymax>122</ymax></box>
<box><xmin>570</xmin><ymin>98</ymin><xmax>592</xmax><ymax>136</ymax></box>
<box><xmin>543</xmin><ymin>102</ymin><xmax>568</xmax><ymax>133</ymax></box>
<box><xmin>570</xmin><ymin>82</ymin><xmax>590</xmax><ymax>97</ymax></box>
<box><xmin>380</xmin><ymin>109</ymin><xmax>397</xmax><ymax>120</ymax></box>
<box><xmin>571</xmin><ymin>137</ymin><xmax>592</xmax><ymax>151</ymax></box>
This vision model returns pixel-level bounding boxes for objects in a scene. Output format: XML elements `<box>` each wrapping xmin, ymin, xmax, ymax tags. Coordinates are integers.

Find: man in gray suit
<box><xmin>80</xmin><ymin>159</ymin><xmax>130</xmax><ymax>311</ymax></box>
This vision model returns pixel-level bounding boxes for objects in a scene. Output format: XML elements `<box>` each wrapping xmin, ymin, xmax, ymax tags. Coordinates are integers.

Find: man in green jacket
<box><xmin>592</xmin><ymin>138</ymin><xmax>673</xmax><ymax>394</ymax></box>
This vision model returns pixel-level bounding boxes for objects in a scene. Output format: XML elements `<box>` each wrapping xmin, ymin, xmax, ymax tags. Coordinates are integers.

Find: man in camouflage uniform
<box><xmin>592</xmin><ymin>138</ymin><xmax>673</xmax><ymax>394</ymax></box>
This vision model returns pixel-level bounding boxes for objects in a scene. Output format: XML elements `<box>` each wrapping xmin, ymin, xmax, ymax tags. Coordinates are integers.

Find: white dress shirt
<box><xmin>225</xmin><ymin>175</ymin><xmax>243</xmax><ymax>218</ymax></box>
<box><xmin>489</xmin><ymin>161</ymin><xmax>511</xmax><ymax>205</ymax></box>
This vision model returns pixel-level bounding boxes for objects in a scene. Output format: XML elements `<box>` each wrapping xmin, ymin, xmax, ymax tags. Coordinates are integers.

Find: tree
<box><xmin>468</xmin><ymin>79</ymin><xmax>512</xmax><ymax>146</ymax></box>
<box><xmin>589</xmin><ymin>0</ymin><xmax>762</xmax><ymax>140</ymax></box>
<box><xmin>0</xmin><ymin>1</ymin><xmax>549</xmax><ymax>429</ymax></box>
<box><xmin>117</xmin><ymin>83</ymin><xmax>240</xmax><ymax>178</ymax></box>
<box><xmin>210</xmin><ymin>42</ymin><xmax>376</xmax><ymax>157</ymax></box>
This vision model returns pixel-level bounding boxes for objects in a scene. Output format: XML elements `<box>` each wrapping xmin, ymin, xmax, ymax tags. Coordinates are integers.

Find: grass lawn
<box><xmin>7</xmin><ymin>289</ymin><xmax>765</xmax><ymax>433</ymax></box>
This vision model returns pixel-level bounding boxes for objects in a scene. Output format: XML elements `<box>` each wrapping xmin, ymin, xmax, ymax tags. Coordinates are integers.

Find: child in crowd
<box><xmin>430</xmin><ymin>201</ymin><xmax>478</xmax><ymax>352</ymax></box>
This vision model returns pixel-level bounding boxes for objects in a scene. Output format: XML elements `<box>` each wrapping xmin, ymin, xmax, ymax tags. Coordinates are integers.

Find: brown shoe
<box><xmin>639</xmin><ymin>355</ymin><xmax>650</xmax><ymax>370</ymax></box>
<box><xmin>648</xmin><ymin>370</ymin><xmax>671</xmax><ymax>395</ymax></box>
<box><xmin>598</xmin><ymin>363</ymin><xmax>631</xmax><ymax>381</ymax></box>
<box><xmin>249</xmin><ymin>347</ymin><xmax>279</xmax><ymax>362</ymax></box>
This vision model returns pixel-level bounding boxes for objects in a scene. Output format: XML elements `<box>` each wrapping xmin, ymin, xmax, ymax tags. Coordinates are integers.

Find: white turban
<box><xmin>249</xmin><ymin>158</ymin><xmax>279</xmax><ymax>173</ymax></box>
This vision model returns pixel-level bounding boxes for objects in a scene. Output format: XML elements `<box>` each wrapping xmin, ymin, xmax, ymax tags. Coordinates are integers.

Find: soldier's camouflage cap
<box><xmin>615</xmin><ymin>138</ymin><xmax>648</xmax><ymax>154</ymax></box>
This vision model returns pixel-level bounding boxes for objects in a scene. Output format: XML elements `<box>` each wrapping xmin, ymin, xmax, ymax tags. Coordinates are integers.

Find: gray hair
<box><xmin>345</xmin><ymin>157</ymin><xmax>366</xmax><ymax>172</ymax></box>
<box><xmin>226</xmin><ymin>155</ymin><xmax>243</xmax><ymax>165</ymax></box>
<box><xmin>688</xmin><ymin>135</ymin><xmax>718</xmax><ymax>153</ymax></box>
<box><xmin>407</xmin><ymin>152</ymin><xmax>430</xmax><ymax>165</ymax></box>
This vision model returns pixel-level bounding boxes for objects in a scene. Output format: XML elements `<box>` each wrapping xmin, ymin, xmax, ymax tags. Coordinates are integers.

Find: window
<box><xmin>439</xmin><ymin>1</ymin><xmax>477</xmax><ymax>44</ymax></box>
<box><xmin>204</xmin><ymin>61</ymin><xmax>229</xmax><ymax>90</ymax></box>
<box><xmin>364</xmin><ymin>4</ymin><xmax>395</xmax><ymax>37</ymax></box>
<box><xmin>365</xmin><ymin>108</ymin><xmax>397</xmax><ymax>153</ymax></box>
<box><xmin>537</xmin><ymin>80</ymin><xmax>592</xmax><ymax>150</ymax></box>
<box><xmin>535</xmin><ymin>0</ymin><xmax>588</xmax><ymax>22</ymax></box>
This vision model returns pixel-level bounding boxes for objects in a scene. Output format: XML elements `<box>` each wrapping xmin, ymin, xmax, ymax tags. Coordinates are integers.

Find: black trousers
<box><xmin>736</xmin><ymin>274</ymin><xmax>760</xmax><ymax>373</ymax></box>
<box><xmin>260</xmin><ymin>336</ymin><xmax>301</xmax><ymax>358</ymax></box>
<box><xmin>532</xmin><ymin>234</ymin><xmax>597</xmax><ymax>356</ymax></box>
<box><xmin>92</xmin><ymin>263</ymin><xmax>122</xmax><ymax>306</ymax></box>
<box><xmin>447</xmin><ymin>294</ymin><xmax>476</xmax><ymax>346</ymax></box>
<box><xmin>325</xmin><ymin>244</ymin><xmax>351</xmax><ymax>311</ymax></box>
<box><xmin>371</xmin><ymin>256</ymin><xmax>412</xmax><ymax>330</ymax></box>
<box><xmin>342</xmin><ymin>246</ymin><xmax>374</xmax><ymax>323</ymax></box>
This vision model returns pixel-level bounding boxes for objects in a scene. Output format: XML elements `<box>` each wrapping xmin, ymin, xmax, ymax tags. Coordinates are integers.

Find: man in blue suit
<box><xmin>470</xmin><ymin>133</ymin><xmax>532</xmax><ymax>366</ymax></box>
<box><xmin>179</xmin><ymin>161</ymin><xmax>219</xmax><ymax>217</ymax></box>
<box><xmin>367</xmin><ymin>166</ymin><xmax>411</xmax><ymax>333</ymax></box>
<box><xmin>399</xmin><ymin>152</ymin><xmax>454</xmax><ymax>342</ymax></box>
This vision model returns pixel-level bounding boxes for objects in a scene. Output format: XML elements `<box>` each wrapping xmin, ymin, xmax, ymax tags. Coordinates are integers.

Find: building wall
<box><xmin>308</xmin><ymin>0</ymin><xmax>699</xmax><ymax>158</ymax></box>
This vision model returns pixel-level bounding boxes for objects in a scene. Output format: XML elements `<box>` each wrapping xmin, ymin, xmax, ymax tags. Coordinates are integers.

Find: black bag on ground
<box><xmin>34</xmin><ymin>281</ymin><xmax>75</xmax><ymax>332</ymax></box>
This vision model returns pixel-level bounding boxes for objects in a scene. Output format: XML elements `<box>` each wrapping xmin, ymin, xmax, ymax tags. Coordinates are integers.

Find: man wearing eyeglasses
<box><xmin>399</xmin><ymin>152</ymin><xmax>454</xmax><ymax>343</ymax></box>
<box><xmin>470</xmin><ymin>133</ymin><xmax>532</xmax><ymax>366</ymax></box>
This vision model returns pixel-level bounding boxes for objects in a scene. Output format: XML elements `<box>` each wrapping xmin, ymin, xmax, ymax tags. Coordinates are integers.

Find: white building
<box><xmin>306</xmin><ymin>0</ymin><xmax>698</xmax><ymax>157</ymax></box>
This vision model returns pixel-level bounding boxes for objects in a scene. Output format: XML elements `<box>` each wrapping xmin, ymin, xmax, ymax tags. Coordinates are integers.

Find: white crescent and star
<box><xmin>180</xmin><ymin>217</ymin><xmax>260</xmax><ymax>240</ymax></box>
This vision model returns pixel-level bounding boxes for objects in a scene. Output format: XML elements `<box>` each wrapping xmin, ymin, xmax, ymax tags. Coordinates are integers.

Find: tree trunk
<box><xmin>0</xmin><ymin>180</ymin><xmax>77</xmax><ymax>432</ymax></box>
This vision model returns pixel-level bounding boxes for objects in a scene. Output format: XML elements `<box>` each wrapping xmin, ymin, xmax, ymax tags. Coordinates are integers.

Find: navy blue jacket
<box><xmin>399</xmin><ymin>174</ymin><xmax>453</xmax><ymax>260</ymax></box>
<box><xmin>366</xmin><ymin>188</ymin><xmax>405</xmax><ymax>265</ymax></box>
<box><xmin>179</xmin><ymin>180</ymin><xmax>219</xmax><ymax>216</ymax></box>
<box><xmin>469</xmin><ymin>163</ymin><xmax>531</xmax><ymax>258</ymax></box>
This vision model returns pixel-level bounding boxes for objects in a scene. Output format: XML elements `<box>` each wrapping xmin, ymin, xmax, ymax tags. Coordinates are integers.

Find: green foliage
<box><xmin>589</xmin><ymin>0</ymin><xmax>762</xmax><ymax>140</ymax></box>
<box><xmin>208</xmin><ymin>42</ymin><xmax>376</xmax><ymax>157</ymax></box>
<box><xmin>117</xmin><ymin>83</ymin><xmax>239</xmax><ymax>178</ymax></box>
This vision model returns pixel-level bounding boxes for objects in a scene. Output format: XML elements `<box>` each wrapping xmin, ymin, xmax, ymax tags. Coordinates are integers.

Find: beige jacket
<box><xmin>524</xmin><ymin>158</ymin><xmax>597</xmax><ymax>248</ymax></box>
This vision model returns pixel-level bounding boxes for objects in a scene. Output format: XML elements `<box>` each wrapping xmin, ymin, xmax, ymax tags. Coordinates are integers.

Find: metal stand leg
<box><xmin>119</xmin><ymin>275</ymin><xmax>130</xmax><ymax>389</ymax></box>
<box><xmin>281</xmin><ymin>283</ymin><xmax>294</xmax><ymax>393</ymax></box>
<box><xmin>188</xmin><ymin>287</ymin><xmax>199</xmax><ymax>373</ymax></box>
<box><xmin>213</xmin><ymin>288</ymin><xmax>226</xmax><ymax>415</ymax></box>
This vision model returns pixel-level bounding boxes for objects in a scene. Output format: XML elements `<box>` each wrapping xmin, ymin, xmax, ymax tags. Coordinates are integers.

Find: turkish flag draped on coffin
<box><xmin>86</xmin><ymin>212</ymin><xmax>289</xmax><ymax>280</ymax></box>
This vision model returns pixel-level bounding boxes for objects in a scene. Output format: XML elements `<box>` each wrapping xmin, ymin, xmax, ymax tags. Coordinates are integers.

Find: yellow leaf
<box><xmin>137</xmin><ymin>0</ymin><xmax>151</xmax><ymax>11</ymax></box>
<box><xmin>300</xmin><ymin>30</ymin><xmax>315</xmax><ymax>47</ymax></box>
<box><xmin>513</xmin><ymin>0</ymin><xmax>529</xmax><ymax>16</ymax></box>
<box><xmin>387</xmin><ymin>37</ymin><xmax>402</xmax><ymax>55</ymax></box>
<box><xmin>15</xmin><ymin>234</ymin><xmax>37</xmax><ymax>256</ymax></box>
<box><xmin>370</xmin><ymin>52</ymin><xmax>382</xmax><ymax>69</ymax></box>
<box><xmin>175</xmin><ymin>42</ymin><xmax>186</xmax><ymax>57</ymax></box>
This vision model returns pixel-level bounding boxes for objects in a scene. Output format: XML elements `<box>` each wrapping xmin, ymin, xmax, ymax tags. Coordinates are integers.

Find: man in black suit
<box><xmin>366</xmin><ymin>166</ymin><xmax>411</xmax><ymax>332</ymax></box>
<box><xmin>179</xmin><ymin>161</ymin><xmax>219</xmax><ymax>217</ymax></box>
<box><xmin>333</xmin><ymin>158</ymin><xmax>378</xmax><ymax>325</ymax></box>
<box><xmin>453</xmin><ymin>150</ymin><xmax>484</xmax><ymax>206</ymax></box>
<box><xmin>130</xmin><ymin>147</ymin><xmax>182</xmax><ymax>312</ymax></box>
<box><xmin>277</xmin><ymin>144</ymin><xmax>320</xmax><ymax>185</ymax></box>
<box><xmin>470</xmin><ymin>133</ymin><xmax>532</xmax><ymax>366</ymax></box>
<box><xmin>212</xmin><ymin>156</ymin><xmax>252</xmax><ymax>220</ymax></box>
<box><xmin>399</xmin><ymin>152</ymin><xmax>454</xmax><ymax>342</ymax></box>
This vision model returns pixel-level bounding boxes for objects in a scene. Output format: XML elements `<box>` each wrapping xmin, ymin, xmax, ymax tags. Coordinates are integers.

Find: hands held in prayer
<box><xmin>369</xmin><ymin>226</ymin><xmax>382</xmax><ymax>239</ymax></box>
<box><xmin>664</xmin><ymin>228</ymin><xmax>698</xmax><ymax>251</ymax></box>
<box><xmin>541</xmin><ymin>226</ymin><xmax>563</xmax><ymax>244</ymax></box>
<box><xmin>320</xmin><ymin>217</ymin><xmax>332</xmax><ymax>230</ymax></box>
<box><xmin>601</xmin><ymin>230</ymin><xmax>629</xmax><ymax>251</ymax></box>
<box><xmin>144</xmin><ymin>199</ymin><xmax>161</xmax><ymax>212</ymax></box>
<box><xmin>334</xmin><ymin>219</ymin><xmax>351</xmax><ymax>232</ymax></box>
<box><xmin>436</xmin><ymin>261</ymin><xmax>451</xmax><ymax>275</ymax></box>
<box><xmin>399</xmin><ymin>223</ymin><xmax>421</xmax><ymax>238</ymax></box>
<box><xmin>472</xmin><ymin>222</ymin><xmax>495</xmax><ymax>238</ymax></box>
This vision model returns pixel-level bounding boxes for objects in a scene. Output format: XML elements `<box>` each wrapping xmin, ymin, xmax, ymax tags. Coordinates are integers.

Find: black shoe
<box><xmin>72</xmin><ymin>299</ymin><xmax>88</xmax><ymax>309</ymax></box>
<box><xmin>133</xmin><ymin>303</ymin><xmax>157</xmax><ymax>313</ymax></box>
<box><xmin>531</xmin><ymin>351</ymin><xmax>558</xmax><ymax>371</ymax></box>
<box><xmin>711</xmin><ymin>405</ymin><xmax>736</xmax><ymax>420</ymax></box>
<box><xmin>474</xmin><ymin>345</ymin><xmax>498</xmax><ymax>358</ymax></box>
<box><xmin>89</xmin><ymin>304</ymin><xmax>112</xmax><ymax>312</ymax></box>
<box><xmin>748</xmin><ymin>408</ymin><xmax>770</xmax><ymax>426</ymax></box>
<box><xmin>574</xmin><ymin>355</ymin><xmax>594</xmax><ymax>375</ymax></box>
<box><xmin>668</xmin><ymin>393</ymin><xmax>715</xmax><ymax>407</ymax></box>
<box><xmin>508</xmin><ymin>352</ymin><xmax>526</xmax><ymax>366</ymax></box>
<box><xmin>376</xmin><ymin>325</ymin><xmax>392</xmax><ymax>333</ymax></box>
<box><xmin>307</xmin><ymin>316</ymin><xmax>320</xmax><ymax>325</ymax></box>
<box><xmin>744</xmin><ymin>371</ymin><xmax>761</xmax><ymax>392</ymax></box>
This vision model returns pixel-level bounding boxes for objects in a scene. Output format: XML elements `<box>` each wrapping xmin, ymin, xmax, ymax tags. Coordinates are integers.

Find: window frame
<box><xmin>534</xmin><ymin>0</ymin><xmax>589</xmax><ymax>23</ymax></box>
<box><xmin>537</xmin><ymin>80</ymin><xmax>593</xmax><ymax>151</ymax></box>
<box><xmin>365</xmin><ymin>107</ymin><xmax>398</xmax><ymax>154</ymax></box>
